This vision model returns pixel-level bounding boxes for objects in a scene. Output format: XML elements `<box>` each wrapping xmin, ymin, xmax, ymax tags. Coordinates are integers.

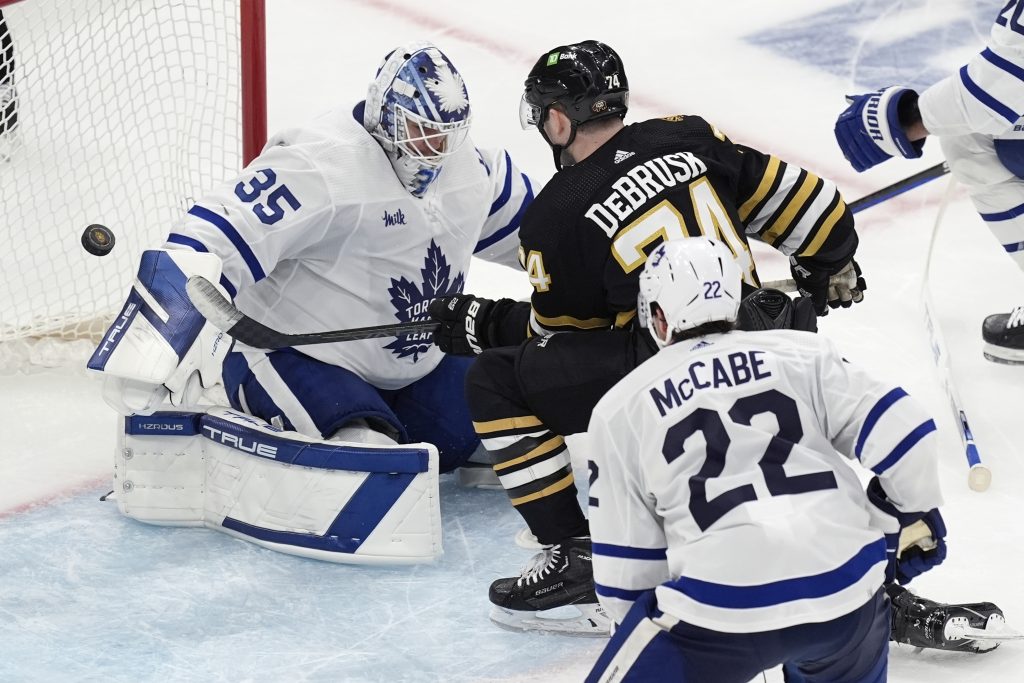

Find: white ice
<box><xmin>1</xmin><ymin>1</ymin><xmax>1022</xmax><ymax>681</ymax></box>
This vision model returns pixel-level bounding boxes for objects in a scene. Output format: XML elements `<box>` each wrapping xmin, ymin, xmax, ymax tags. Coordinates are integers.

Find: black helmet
<box><xmin>522</xmin><ymin>41</ymin><xmax>628</xmax><ymax>127</ymax></box>
<box><xmin>520</xmin><ymin>41</ymin><xmax>628</xmax><ymax>169</ymax></box>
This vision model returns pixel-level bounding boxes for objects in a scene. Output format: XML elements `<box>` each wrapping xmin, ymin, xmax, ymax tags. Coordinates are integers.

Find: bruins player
<box><xmin>428</xmin><ymin>40</ymin><xmax>865</xmax><ymax>635</ymax></box>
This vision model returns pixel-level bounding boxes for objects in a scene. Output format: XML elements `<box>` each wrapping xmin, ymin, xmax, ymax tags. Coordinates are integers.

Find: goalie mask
<box><xmin>364</xmin><ymin>42</ymin><xmax>472</xmax><ymax>197</ymax></box>
<box><xmin>638</xmin><ymin>238</ymin><xmax>742</xmax><ymax>348</ymax></box>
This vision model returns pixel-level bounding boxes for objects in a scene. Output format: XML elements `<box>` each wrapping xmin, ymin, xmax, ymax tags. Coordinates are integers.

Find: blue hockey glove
<box><xmin>834</xmin><ymin>86</ymin><xmax>925</xmax><ymax>172</ymax></box>
<box><xmin>867</xmin><ymin>477</ymin><xmax>947</xmax><ymax>585</ymax></box>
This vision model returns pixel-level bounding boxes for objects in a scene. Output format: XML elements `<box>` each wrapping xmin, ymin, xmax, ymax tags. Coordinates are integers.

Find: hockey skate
<box><xmin>488</xmin><ymin>536</ymin><xmax>611</xmax><ymax>636</ymax></box>
<box><xmin>982</xmin><ymin>306</ymin><xmax>1024</xmax><ymax>364</ymax></box>
<box><xmin>888</xmin><ymin>585</ymin><xmax>1023</xmax><ymax>653</ymax></box>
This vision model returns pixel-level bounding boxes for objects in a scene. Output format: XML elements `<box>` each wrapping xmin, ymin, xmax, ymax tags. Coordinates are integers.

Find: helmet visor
<box><xmin>519</xmin><ymin>94</ymin><xmax>544</xmax><ymax>130</ymax></box>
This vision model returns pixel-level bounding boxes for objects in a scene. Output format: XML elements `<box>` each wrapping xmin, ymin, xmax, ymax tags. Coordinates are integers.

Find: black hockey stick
<box><xmin>187</xmin><ymin>164</ymin><xmax>951</xmax><ymax>348</ymax></box>
<box><xmin>847</xmin><ymin>161</ymin><xmax>949</xmax><ymax>214</ymax></box>
<box><xmin>186</xmin><ymin>275</ymin><xmax>438</xmax><ymax>348</ymax></box>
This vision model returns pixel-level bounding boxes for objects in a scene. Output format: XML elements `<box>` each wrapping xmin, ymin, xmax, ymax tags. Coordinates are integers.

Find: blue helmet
<box><xmin>364</xmin><ymin>42</ymin><xmax>472</xmax><ymax>196</ymax></box>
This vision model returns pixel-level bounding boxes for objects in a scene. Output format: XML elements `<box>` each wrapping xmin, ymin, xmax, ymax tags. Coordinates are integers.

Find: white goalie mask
<box><xmin>637</xmin><ymin>237</ymin><xmax>742</xmax><ymax>348</ymax></box>
<box><xmin>364</xmin><ymin>41</ymin><xmax>472</xmax><ymax>197</ymax></box>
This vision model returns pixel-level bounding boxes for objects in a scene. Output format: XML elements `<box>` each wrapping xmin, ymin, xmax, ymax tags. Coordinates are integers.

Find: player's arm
<box><xmin>732</xmin><ymin>142</ymin><xmax>864</xmax><ymax>314</ymax></box>
<box><xmin>816</xmin><ymin>337</ymin><xmax>945</xmax><ymax>583</ymax></box>
<box><xmin>585</xmin><ymin>403</ymin><xmax>670</xmax><ymax>626</ymax></box>
<box><xmin>835</xmin><ymin>2</ymin><xmax>1024</xmax><ymax>169</ymax></box>
<box><xmin>88</xmin><ymin>144</ymin><xmax>334</xmax><ymax>413</ymax></box>
<box><xmin>473</xmin><ymin>147</ymin><xmax>539</xmax><ymax>269</ymax></box>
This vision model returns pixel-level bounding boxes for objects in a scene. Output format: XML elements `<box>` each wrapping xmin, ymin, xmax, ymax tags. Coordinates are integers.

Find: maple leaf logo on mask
<box><xmin>385</xmin><ymin>239</ymin><xmax>464</xmax><ymax>361</ymax></box>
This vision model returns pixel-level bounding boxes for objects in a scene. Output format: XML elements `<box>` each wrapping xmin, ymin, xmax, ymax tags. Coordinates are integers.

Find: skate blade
<box><xmin>982</xmin><ymin>345</ymin><xmax>1024</xmax><ymax>365</ymax></box>
<box><xmin>489</xmin><ymin>603</ymin><xmax>611</xmax><ymax>637</ymax></box>
<box><xmin>946</xmin><ymin>615</ymin><xmax>1024</xmax><ymax>642</ymax></box>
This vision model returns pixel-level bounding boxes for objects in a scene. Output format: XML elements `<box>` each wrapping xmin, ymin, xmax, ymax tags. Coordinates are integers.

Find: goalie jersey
<box><xmin>584</xmin><ymin>330</ymin><xmax>943</xmax><ymax>633</ymax></box>
<box><xmin>164</xmin><ymin>104</ymin><xmax>533</xmax><ymax>389</ymax></box>
<box><xmin>516</xmin><ymin>116</ymin><xmax>856</xmax><ymax>338</ymax></box>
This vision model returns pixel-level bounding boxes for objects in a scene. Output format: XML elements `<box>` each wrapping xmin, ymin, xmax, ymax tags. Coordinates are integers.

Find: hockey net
<box><xmin>0</xmin><ymin>0</ymin><xmax>265</xmax><ymax>372</ymax></box>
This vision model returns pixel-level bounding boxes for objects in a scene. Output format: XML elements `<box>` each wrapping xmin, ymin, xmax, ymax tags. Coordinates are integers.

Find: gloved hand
<box><xmin>87</xmin><ymin>249</ymin><xmax>232</xmax><ymax>415</ymax></box>
<box><xmin>867</xmin><ymin>477</ymin><xmax>947</xmax><ymax>585</ymax></box>
<box><xmin>789</xmin><ymin>257</ymin><xmax>866</xmax><ymax>315</ymax></box>
<box><xmin>834</xmin><ymin>86</ymin><xmax>925</xmax><ymax>172</ymax></box>
<box><xmin>429</xmin><ymin>293</ymin><xmax>504</xmax><ymax>356</ymax></box>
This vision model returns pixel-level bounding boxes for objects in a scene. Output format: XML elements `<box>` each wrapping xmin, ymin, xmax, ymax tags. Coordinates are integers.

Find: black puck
<box><xmin>82</xmin><ymin>224</ymin><xmax>115</xmax><ymax>256</ymax></box>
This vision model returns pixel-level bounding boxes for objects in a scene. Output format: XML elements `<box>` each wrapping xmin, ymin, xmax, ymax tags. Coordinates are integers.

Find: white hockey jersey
<box><xmin>584</xmin><ymin>330</ymin><xmax>943</xmax><ymax>633</ymax></box>
<box><xmin>164</xmin><ymin>104</ymin><xmax>534</xmax><ymax>389</ymax></box>
<box><xmin>918</xmin><ymin>0</ymin><xmax>1024</xmax><ymax>259</ymax></box>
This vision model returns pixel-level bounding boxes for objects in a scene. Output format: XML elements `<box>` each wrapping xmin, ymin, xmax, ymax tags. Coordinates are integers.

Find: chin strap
<box><xmin>539</xmin><ymin>112</ymin><xmax>579</xmax><ymax>171</ymax></box>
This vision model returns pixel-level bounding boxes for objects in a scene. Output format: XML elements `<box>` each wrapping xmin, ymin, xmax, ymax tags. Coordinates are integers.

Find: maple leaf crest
<box><xmin>427</xmin><ymin>66</ymin><xmax>469</xmax><ymax>114</ymax></box>
<box><xmin>384</xmin><ymin>240</ymin><xmax>464</xmax><ymax>361</ymax></box>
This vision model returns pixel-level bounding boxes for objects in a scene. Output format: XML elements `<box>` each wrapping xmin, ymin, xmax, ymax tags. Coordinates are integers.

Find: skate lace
<box><xmin>1008</xmin><ymin>306</ymin><xmax>1024</xmax><ymax>329</ymax></box>
<box><xmin>517</xmin><ymin>545</ymin><xmax>562</xmax><ymax>587</ymax></box>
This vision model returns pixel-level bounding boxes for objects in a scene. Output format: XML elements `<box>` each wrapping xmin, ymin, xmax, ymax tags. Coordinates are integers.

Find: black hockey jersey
<box><xmin>514</xmin><ymin>116</ymin><xmax>857</xmax><ymax>337</ymax></box>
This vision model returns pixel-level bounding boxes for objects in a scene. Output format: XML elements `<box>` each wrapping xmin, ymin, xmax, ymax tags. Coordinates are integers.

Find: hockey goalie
<box><xmin>86</xmin><ymin>41</ymin><xmax>536</xmax><ymax>565</ymax></box>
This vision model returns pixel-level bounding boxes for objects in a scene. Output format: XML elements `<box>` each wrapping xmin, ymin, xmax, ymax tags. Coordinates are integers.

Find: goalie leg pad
<box><xmin>115</xmin><ymin>407</ymin><xmax>442</xmax><ymax>564</ymax></box>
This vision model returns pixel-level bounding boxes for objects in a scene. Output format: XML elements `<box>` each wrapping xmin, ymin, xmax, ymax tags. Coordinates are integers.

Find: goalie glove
<box><xmin>87</xmin><ymin>249</ymin><xmax>233</xmax><ymax>415</ymax></box>
<box><xmin>834</xmin><ymin>86</ymin><xmax>925</xmax><ymax>172</ymax></box>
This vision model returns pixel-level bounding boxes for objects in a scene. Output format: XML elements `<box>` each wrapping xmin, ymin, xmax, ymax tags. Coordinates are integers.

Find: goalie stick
<box><xmin>186</xmin><ymin>164</ymin><xmax>950</xmax><ymax>348</ymax></box>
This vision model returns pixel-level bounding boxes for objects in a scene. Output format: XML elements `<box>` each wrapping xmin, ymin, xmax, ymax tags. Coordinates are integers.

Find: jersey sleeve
<box><xmin>586</xmin><ymin>404</ymin><xmax>670</xmax><ymax>626</ymax></box>
<box><xmin>919</xmin><ymin>3</ymin><xmax>1024</xmax><ymax>137</ymax></box>
<box><xmin>163</xmin><ymin>142</ymin><xmax>336</xmax><ymax>299</ymax></box>
<box><xmin>472</xmin><ymin>147</ymin><xmax>537</xmax><ymax>270</ymax></box>
<box><xmin>814</xmin><ymin>338</ymin><xmax>943</xmax><ymax>516</ymax></box>
<box><xmin>733</xmin><ymin>143</ymin><xmax>858</xmax><ymax>268</ymax></box>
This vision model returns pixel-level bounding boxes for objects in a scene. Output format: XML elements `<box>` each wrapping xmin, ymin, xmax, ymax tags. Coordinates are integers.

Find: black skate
<box><xmin>489</xmin><ymin>536</ymin><xmax>610</xmax><ymax>636</ymax></box>
<box><xmin>888</xmin><ymin>585</ymin><xmax>1022</xmax><ymax>653</ymax></box>
<box><xmin>982</xmin><ymin>306</ymin><xmax>1024</xmax><ymax>364</ymax></box>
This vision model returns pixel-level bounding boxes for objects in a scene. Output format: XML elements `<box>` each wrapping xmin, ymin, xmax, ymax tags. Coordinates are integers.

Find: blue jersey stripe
<box><xmin>488</xmin><ymin>152</ymin><xmax>513</xmax><ymax>216</ymax></box>
<box><xmin>981</xmin><ymin>48</ymin><xmax>1024</xmax><ymax>84</ymax></box>
<box><xmin>855</xmin><ymin>388</ymin><xmax>907</xmax><ymax>459</ymax></box>
<box><xmin>475</xmin><ymin>174</ymin><xmax>534</xmax><ymax>254</ymax></box>
<box><xmin>187</xmin><ymin>205</ymin><xmax>267</xmax><ymax>282</ymax></box>
<box><xmin>871</xmin><ymin>419</ymin><xmax>937</xmax><ymax>475</ymax></box>
<box><xmin>960</xmin><ymin>65</ymin><xmax>1020</xmax><ymax>124</ymax></box>
<box><xmin>165</xmin><ymin>233</ymin><xmax>239</xmax><ymax>299</ymax></box>
<box><xmin>980</xmin><ymin>200</ymin><xmax>1024</xmax><ymax>222</ymax></box>
<box><xmin>593</xmin><ymin>543</ymin><xmax>668</xmax><ymax>560</ymax></box>
<box><xmin>1005</xmin><ymin>241</ymin><xmax>1024</xmax><ymax>253</ymax></box>
<box><xmin>595</xmin><ymin>583</ymin><xmax>651</xmax><ymax>602</ymax></box>
<box><xmin>665</xmin><ymin>538</ymin><xmax>886</xmax><ymax>609</ymax></box>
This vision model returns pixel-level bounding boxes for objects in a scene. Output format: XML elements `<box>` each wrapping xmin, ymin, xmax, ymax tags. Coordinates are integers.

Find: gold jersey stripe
<box><xmin>532</xmin><ymin>309</ymin><xmax>613</xmax><ymax>329</ymax></box>
<box><xmin>510</xmin><ymin>472</ymin><xmax>575</xmax><ymax>506</ymax></box>
<box><xmin>761</xmin><ymin>172</ymin><xmax>819</xmax><ymax>246</ymax></box>
<box><xmin>472</xmin><ymin>415</ymin><xmax>543</xmax><ymax>434</ymax></box>
<box><xmin>494</xmin><ymin>435</ymin><xmax>566</xmax><ymax>472</ymax></box>
<box><xmin>739</xmin><ymin>155</ymin><xmax>781</xmax><ymax>221</ymax></box>
<box><xmin>799</xmin><ymin>196</ymin><xmax>847</xmax><ymax>258</ymax></box>
<box><xmin>615</xmin><ymin>310</ymin><xmax>636</xmax><ymax>328</ymax></box>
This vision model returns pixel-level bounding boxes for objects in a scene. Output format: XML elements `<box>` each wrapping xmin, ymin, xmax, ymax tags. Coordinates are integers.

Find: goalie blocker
<box><xmin>112</xmin><ymin>407</ymin><xmax>442</xmax><ymax>565</ymax></box>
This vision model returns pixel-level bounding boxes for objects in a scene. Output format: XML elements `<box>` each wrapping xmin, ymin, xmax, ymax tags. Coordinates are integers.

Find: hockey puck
<box><xmin>82</xmin><ymin>224</ymin><xmax>115</xmax><ymax>256</ymax></box>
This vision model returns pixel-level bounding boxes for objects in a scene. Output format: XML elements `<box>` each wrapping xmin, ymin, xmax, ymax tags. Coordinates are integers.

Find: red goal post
<box><xmin>0</xmin><ymin>0</ymin><xmax>266</xmax><ymax>366</ymax></box>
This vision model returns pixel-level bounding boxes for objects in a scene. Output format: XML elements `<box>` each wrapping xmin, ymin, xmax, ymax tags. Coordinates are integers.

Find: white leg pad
<box><xmin>114</xmin><ymin>407</ymin><xmax>442</xmax><ymax>564</ymax></box>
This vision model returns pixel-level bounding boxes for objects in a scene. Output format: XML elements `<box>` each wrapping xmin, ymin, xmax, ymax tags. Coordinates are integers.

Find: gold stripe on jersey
<box><xmin>615</xmin><ymin>310</ymin><xmax>636</xmax><ymax>328</ymax></box>
<box><xmin>760</xmin><ymin>171</ymin><xmax>820</xmax><ymax>246</ymax></box>
<box><xmin>531</xmin><ymin>308</ymin><xmax>614</xmax><ymax>332</ymax></box>
<box><xmin>494</xmin><ymin>434</ymin><xmax>566</xmax><ymax>471</ymax></box>
<box><xmin>797</xmin><ymin>193</ymin><xmax>847</xmax><ymax>258</ymax></box>
<box><xmin>473</xmin><ymin>415</ymin><xmax>543</xmax><ymax>434</ymax></box>
<box><xmin>509</xmin><ymin>472</ymin><xmax>576</xmax><ymax>506</ymax></box>
<box><xmin>745</xmin><ymin>162</ymin><xmax>800</xmax><ymax>236</ymax></box>
<box><xmin>739</xmin><ymin>155</ymin><xmax>782</xmax><ymax>221</ymax></box>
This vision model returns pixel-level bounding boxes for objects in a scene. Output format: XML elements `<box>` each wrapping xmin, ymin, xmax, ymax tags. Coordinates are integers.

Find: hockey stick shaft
<box><xmin>847</xmin><ymin>162</ymin><xmax>949</xmax><ymax>214</ymax></box>
<box><xmin>186</xmin><ymin>275</ymin><xmax>438</xmax><ymax>348</ymax></box>
<box><xmin>187</xmin><ymin>165</ymin><xmax>948</xmax><ymax>347</ymax></box>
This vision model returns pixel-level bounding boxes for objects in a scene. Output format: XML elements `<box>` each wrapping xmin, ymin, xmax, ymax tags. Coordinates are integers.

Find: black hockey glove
<box><xmin>789</xmin><ymin>256</ymin><xmax>866</xmax><ymax>315</ymax></box>
<box><xmin>736</xmin><ymin>288</ymin><xmax>817</xmax><ymax>333</ymax></box>
<box><xmin>429</xmin><ymin>294</ymin><xmax>515</xmax><ymax>356</ymax></box>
